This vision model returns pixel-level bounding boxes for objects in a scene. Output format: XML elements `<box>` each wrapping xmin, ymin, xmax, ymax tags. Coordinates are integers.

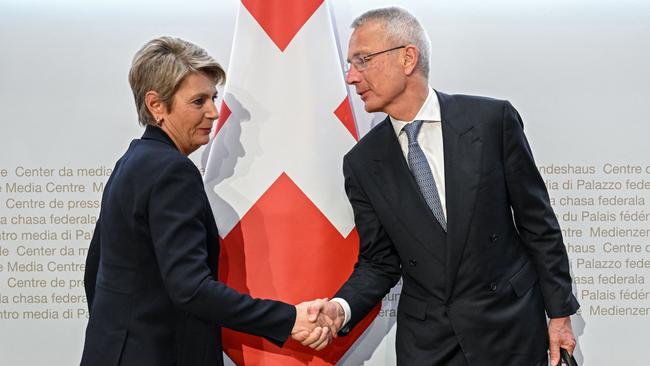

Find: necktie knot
<box><xmin>403</xmin><ymin>120</ymin><xmax>424</xmax><ymax>143</ymax></box>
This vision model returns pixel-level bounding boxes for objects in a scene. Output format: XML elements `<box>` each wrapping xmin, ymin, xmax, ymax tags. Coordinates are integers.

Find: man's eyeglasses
<box><xmin>345</xmin><ymin>45</ymin><xmax>406</xmax><ymax>73</ymax></box>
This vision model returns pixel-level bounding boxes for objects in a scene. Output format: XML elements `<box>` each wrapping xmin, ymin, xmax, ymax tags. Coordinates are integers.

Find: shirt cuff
<box><xmin>330</xmin><ymin>297</ymin><xmax>351</xmax><ymax>328</ymax></box>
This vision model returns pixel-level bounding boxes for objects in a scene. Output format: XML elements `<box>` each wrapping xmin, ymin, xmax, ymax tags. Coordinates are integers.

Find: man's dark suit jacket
<box><xmin>81</xmin><ymin>126</ymin><xmax>295</xmax><ymax>366</ymax></box>
<box><xmin>335</xmin><ymin>91</ymin><xmax>579</xmax><ymax>365</ymax></box>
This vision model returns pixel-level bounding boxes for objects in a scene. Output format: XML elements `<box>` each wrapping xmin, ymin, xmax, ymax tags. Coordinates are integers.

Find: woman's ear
<box><xmin>145</xmin><ymin>91</ymin><xmax>165</xmax><ymax>123</ymax></box>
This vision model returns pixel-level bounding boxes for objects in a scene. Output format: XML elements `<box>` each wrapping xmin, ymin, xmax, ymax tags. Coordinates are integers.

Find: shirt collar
<box><xmin>390</xmin><ymin>86</ymin><xmax>441</xmax><ymax>136</ymax></box>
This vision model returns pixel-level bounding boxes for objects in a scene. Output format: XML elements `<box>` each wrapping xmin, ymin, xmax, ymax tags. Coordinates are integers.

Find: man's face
<box><xmin>345</xmin><ymin>21</ymin><xmax>407</xmax><ymax>114</ymax></box>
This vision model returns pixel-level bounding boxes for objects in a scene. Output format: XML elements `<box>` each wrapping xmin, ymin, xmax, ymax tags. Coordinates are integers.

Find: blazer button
<box><xmin>489</xmin><ymin>282</ymin><xmax>497</xmax><ymax>292</ymax></box>
<box><xmin>409</xmin><ymin>259</ymin><xmax>417</xmax><ymax>267</ymax></box>
<box><xmin>489</xmin><ymin>234</ymin><xmax>500</xmax><ymax>243</ymax></box>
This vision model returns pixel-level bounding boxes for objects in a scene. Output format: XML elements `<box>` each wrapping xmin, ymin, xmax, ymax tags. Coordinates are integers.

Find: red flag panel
<box><xmin>334</xmin><ymin>97</ymin><xmax>358</xmax><ymax>141</ymax></box>
<box><xmin>241</xmin><ymin>0</ymin><xmax>324</xmax><ymax>51</ymax></box>
<box><xmin>215</xmin><ymin>100</ymin><xmax>232</xmax><ymax>137</ymax></box>
<box><xmin>219</xmin><ymin>173</ymin><xmax>379</xmax><ymax>364</ymax></box>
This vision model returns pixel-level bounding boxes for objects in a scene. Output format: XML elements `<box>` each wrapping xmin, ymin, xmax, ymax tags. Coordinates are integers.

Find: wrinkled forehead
<box><xmin>348</xmin><ymin>21</ymin><xmax>390</xmax><ymax>58</ymax></box>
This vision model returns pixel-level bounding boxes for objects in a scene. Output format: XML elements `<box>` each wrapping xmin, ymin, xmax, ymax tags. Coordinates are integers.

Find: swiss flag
<box><xmin>203</xmin><ymin>0</ymin><xmax>378</xmax><ymax>364</ymax></box>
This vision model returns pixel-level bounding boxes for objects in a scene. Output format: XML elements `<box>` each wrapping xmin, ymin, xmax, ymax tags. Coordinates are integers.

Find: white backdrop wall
<box><xmin>1</xmin><ymin>0</ymin><xmax>649</xmax><ymax>364</ymax></box>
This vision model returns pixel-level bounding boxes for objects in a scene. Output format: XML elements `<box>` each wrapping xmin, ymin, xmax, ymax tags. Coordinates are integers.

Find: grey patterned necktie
<box><xmin>403</xmin><ymin>120</ymin><xmax>447</xmax><ymax>231</ymax></box>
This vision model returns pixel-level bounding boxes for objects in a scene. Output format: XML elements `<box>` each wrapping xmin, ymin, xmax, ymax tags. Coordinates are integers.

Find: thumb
<box><xmin>307</xmin><ymin>300</ymin><xmax>323</xmax><ymax>322</ymax></box>
<box><xmin>549</xmin><ymin>342</ymin><xmax>560</xmax><ymax>366</ymax></box>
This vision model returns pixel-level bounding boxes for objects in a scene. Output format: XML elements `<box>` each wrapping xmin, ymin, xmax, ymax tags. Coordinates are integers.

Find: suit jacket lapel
<box><xmin>437</xmin><ymin>91</ymin><xmax>483</xmax><ymax>300</ymax></box>
<box><xmin>370</xmin><ymin>118</ymin><xmax>446</xmax><ymax>265</ymax></box>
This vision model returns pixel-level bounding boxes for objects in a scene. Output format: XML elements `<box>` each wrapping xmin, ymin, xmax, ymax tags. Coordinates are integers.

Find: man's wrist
<box><xmin>330</xmin><ymin>297</ymin><xmax>351</xmax><ymax>327</ymax></box>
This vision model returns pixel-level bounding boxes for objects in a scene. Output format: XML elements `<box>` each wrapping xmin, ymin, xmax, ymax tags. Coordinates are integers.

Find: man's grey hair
<box><xmin>352</xmin><ymin>7</ymin><xmax>431</xmax><ymax>78</ymax></box>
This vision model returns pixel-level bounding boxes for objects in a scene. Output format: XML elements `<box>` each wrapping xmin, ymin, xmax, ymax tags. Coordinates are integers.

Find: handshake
<box><xmin>290</xmin><ymin>298</ymin><xmax>346</xmax><ymax>350</ymax></box>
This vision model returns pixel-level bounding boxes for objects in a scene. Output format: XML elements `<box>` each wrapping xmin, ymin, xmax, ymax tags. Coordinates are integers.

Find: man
<box><xmin>315</xmin><ymin>7</ymin><xmax>579</xmax><ymax>366</ymax></box>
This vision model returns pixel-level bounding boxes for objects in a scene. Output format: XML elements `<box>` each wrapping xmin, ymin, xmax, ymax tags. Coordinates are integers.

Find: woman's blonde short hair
<box><xmin>128</xmin><ymin>36</ymin><xmax>225</xmax><ymax>126</ymax></box>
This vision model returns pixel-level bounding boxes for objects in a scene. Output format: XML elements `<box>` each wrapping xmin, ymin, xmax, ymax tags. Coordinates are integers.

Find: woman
<box><xmin>80</xmin><ymin>37</ymin><xmax>329</xmax><ymax>366</ymax></box>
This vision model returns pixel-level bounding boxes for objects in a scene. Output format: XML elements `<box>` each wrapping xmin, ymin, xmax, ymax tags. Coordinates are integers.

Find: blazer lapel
<box><xmin>369</xmin><ymin>118</ymin><xmax>446</xmax><ymax>265</ymax></box>
<box><xmin>437</xmin><ymin>91</ymin><xmax>483</xmax><ymax>300</ymax></box>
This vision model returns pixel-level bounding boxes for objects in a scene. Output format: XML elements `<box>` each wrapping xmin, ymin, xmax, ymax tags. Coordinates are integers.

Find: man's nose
<box><xmin>345</xmin><ymin>66</ymin><xmax>361</xmax><ymax>85</ymax></box>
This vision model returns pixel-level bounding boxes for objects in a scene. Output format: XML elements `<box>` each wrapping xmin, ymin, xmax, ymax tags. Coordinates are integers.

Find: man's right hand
<box><xmin>291</xmin><ymin>299</ymin><xmax>332</xmax><ymax>351</ymax></box>
<box><xmin>307</xmin><ymin>300</ymin><xmax>345</xmax><ymax>339</ymax></box>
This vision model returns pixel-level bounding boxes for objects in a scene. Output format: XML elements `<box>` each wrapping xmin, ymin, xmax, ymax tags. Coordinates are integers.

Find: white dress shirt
<box><xmin>332</xmin><ymin>86</ymin><xmax>446</xmax><ymax>328</ymax></box>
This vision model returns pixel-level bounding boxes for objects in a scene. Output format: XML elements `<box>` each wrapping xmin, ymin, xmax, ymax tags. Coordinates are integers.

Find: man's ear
<box><xmin>145</xmin><ymin>91</ymin><xmax>166</xmax><ymax>121</ymax></box>
<box><xmin>403</xmin><ymin>45</ymin><xmax>419</xmax><ymax>76</ymax></box>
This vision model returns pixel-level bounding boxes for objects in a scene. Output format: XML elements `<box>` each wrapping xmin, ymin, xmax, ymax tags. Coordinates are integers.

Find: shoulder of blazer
<box><xmin>437</xmin><ymin>90</ymin><xmax>507</xmax><ymax>108</ymax></box>
<box><xmin>437</xmin><ymin>91</ymin><xmax>511</xmax><ymax>124</ymax></box>
<box><xmin>115</xmin><ymin>131</ymin><xmax>202</xmax><ymax>196</ymax></box>
<box><xmin>134</xmin><ymin>126</ymin><xmax>196</xmax><ymax>167</ymax></box>
<box><xmin>433</xmin><ymin>91</ymin><xmax>520</xmax><ymax>142</ymax></box>
<box><xmin>344</xmin><ymin>116</ymin><xmax>393</xmax><ymax>162</ymax></box>
<box><xmin>145</xmin><ymin>149</ymin><xmax>202</xmax><ymax>190</ymax></box>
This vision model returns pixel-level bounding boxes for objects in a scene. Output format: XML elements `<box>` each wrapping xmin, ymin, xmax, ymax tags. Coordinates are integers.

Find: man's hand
<box><xmin>307</xmin><ymin>300</ymin><xmax>345</xmax><ymax>339</ymax></box>
<box><xmin>548</xmin><ymin>316</ymin><xmax>576</xmax><ymax>365</ymax></box>
<box><xmin>291</xmin><ymin>299</ymin><xmax>332</xmax><ymax>351</ymax></box>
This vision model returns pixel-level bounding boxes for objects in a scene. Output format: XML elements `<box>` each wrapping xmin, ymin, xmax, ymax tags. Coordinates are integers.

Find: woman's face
<box><xmin>159</xmin><ymin>72</ymin><xmax>218</xmax><ymax>155</ymax></box>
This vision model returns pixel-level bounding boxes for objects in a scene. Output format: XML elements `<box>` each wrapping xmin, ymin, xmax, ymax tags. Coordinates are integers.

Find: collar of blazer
<box><xmin>141</xmin><ymin>125</ymin><xmax>178</xmax><ymax>150</ymax></box>
<box><xmin>369</xmin><ymin>90</ymin><xmax>483</xmax><ymax>300</ymax></box>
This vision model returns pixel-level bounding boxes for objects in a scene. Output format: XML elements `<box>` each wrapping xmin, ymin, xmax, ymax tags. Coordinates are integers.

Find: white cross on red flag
<box><xmin>203</xmin><ymin>0</ymin><xmax>380</xmax><ymax>364</ymax></box>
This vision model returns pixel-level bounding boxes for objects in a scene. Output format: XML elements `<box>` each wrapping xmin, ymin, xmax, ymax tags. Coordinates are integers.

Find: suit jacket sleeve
<box><xmin>334</xmin><ymin>154</ymin><xmax>402</xmax><ymax>332</ymax></box>
<box><xmin>84</xmin><ymin>216</ymin><xmax>101</xmax><ymax>311</ymax></box>
<box><xmin>502</xmin><ymin>101</ymin><xmax>579</xmax><ymax>318</ymax></box>
<box><xmin>148</xmin><ymin>158</ymin><xmax>295</xmax><ymax>347</ymax></box>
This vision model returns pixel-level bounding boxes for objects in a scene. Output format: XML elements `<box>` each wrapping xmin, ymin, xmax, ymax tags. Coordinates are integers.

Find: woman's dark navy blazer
<box><xmin>81</xmin><ymin>125</ymin><xmax>295</xmax><ymax>366</ymax></box>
